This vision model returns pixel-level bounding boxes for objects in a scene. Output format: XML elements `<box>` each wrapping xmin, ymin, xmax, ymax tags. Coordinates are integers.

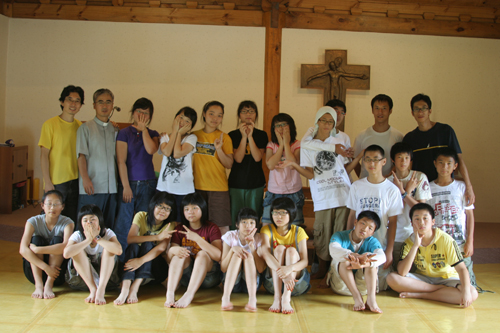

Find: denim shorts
<box><xmin>261</xmin><ymin>190</ymin><xmax>305</xmax><ymax>225</ymax></box>
<box><xmin>263</xmin><ymin>267</ymin><xmax>311</xmax><ymax>296</ymax></box>
<box><xmin>180</xmin><ymin>260</ymin><xmax>221</xmax><ymax>289</ymax></box>
<box><xmin>221</xmin><ymin>268</ymin><xmax>263</xmax><ymax>293</ymax></box>
<box><xmin>405</xmin><ymin>272</ymin><xmax>461</xmax><ymax>288</ymax></box>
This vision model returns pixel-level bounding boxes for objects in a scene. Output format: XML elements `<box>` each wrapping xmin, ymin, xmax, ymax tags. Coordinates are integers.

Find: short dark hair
<box><xmin>76</xmin><ymin>204</ymin><xmax>106</xmax><ymax>237</ymax></box>
<box><xmin>390</xmin><ymin>142</ymin><xmax>413</xmax><ymax>161</ymax></box>
<box><xmin>202</xmin><ymin>101</ymin><xmax>225</xmax><ymax>123</ymax></box>
<box><xmin>181</xmin><ymin>192</ymin><xmax>208</xmax><ymax>227</ymax></box>
<box><xmin>411</xmin><ymin>93</ymin><xmax>432</xmax><ymax>110</ymax></box>
<box><xmin>130</xmin><ymin>98</ymin><xmax>154</xmax><ymax>124</ymax></box>
<box><xmin>270</xmin><ymin>113</ymin><xmax>297</xmax><ymax>145</ymax></box>
<box><xmin>326</xmin><ymin>99</ymin><xmax>346</xmax><ymax>113</ymax></box>
<box><xmin>93</xmin><ymin>88</ymin><xmax>114</xmax><ymax>103</ymax></box>
<box><xmin>147</xmin><ymin>192</ymin><xmax>176</xmax><ymax>230</ymax></box>
<box><xmin>410</xmin><ymin>203</ymin><xmax>435</xmax><ymax>220</ymax></box>
<box><xmin>364</xmin><ymin>144</ymin><xmax>385</xmax><ymax>158</ymax></box>
<box><xmin>236</xmin><ymin>207</ymin><xmax>258</xmax><ymax>228</ymax></box>
<box><xmin>59</xmin><ymin>85</ymin><xmax>84</xmax><ymax>110</ymax></box>
<box><xmin>237</xmin><ymin>100</ymin><xmax>259</xmax><ymax>125</ymax></box>
<box><xmin>270</xmin><ymin>197</ymin><xmax>297</xmax><ymax>232</ymax></box>
<box><xmin>175</xmin><ymin>106</ymin><xmax>198</xmax><ymax>130</ymax></box>
<box><xmin>41</xmin><ymin>190</ymin><xmax>64</xmax><ymax>205</ymax></box>
<box><xmin>434</xmin><ymin>147</ymin><xmax>458</xmax><ymax>164</ymax></box>
<box><xmin>371</xmin><ymin>94</ymin><xmax>393</xmax><ymax>110</ymax></box>
<box><xmin>357</xmin><ymin>210</ymin><xmax>381</xmax><ymax>231</ymax></box>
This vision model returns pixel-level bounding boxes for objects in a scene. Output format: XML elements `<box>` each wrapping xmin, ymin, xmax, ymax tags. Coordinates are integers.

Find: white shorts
<box><xmin>327</xmin><ymin>260</ymin><xmax>380</xmax><ymax>296</ymax></box>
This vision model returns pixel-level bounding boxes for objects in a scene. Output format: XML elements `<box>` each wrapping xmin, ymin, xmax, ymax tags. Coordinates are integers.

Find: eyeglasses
<box><xmin>96</xmin><ymin>100</ymin><xmax>113</xmax><ymax>106</ymax></box>
<box><xmin>318</xmin><ymin>119</ymin><xmax>335</xmax><ymax>126</ymax></box>
<box><xmin>156</xmin><ymin>205</ymin><xmax>172</xmax><ymax>212</ymax></box>
<box><xmin>65</xmin><ymin>97</ymin><xmax>81</xmax><ymax>105</ymax></box>
<box><xmin>136</xmin><ymin>110</ymin><xmax>150</xmax><ymax>116</ymax></box>
<box><xmin>44</xmin><ymin>203</ymin><xmax>62</xmax><ymax>208</ymax></box>
<box><xmin>363</xmin><ymin>157</ymin><xmax>384</xmax><ymax>164</ymax></box>
<box><xmin>274</xmin><ymin>123</ymin><xmax>288</xmax><ymax>129</ymax></box>
<box><xmin>240</xmin><ymin>109</ymin><xmax>256</xmax><ymax>114</ymax></box>
<box><xmin>272</xmin><ymin>210</ymin><xmax>288</xmax><ymax>217</ymax></box>
<box><xmin>412</xmin><ymin>106</ymin><xmax>429</xmax><ymax>113</ymax></box>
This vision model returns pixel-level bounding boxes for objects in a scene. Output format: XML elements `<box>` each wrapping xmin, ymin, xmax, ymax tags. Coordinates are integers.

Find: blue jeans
<box><xmin>115</xmin><ymin>179</ymin><xmax>157</xmax><ymax>261</ymax></box>
<box><xmin>78</xmin><ymin>193</ymin><xmax>117</xmax><ymax>229</ymax></box>
<box><xmin>122</xmin><ymin>242</ymin><xmax>168</xmax><ymax>283</ymax></box>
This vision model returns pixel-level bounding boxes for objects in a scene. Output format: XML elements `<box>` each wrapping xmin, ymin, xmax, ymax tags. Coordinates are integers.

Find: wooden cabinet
<box><xmin>0</xmin><ymin>145</ymin><xmax>28</xmax><ymax>213</ymax></box>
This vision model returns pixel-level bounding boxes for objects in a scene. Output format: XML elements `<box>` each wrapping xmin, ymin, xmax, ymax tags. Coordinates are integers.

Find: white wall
<box><xmin>4</xmin><ymin>18</ymin><xmax>265</xmax><ymax>196</ymax></box>
<box><xmin>281</xmin><ymin>29</ymin><xmax>500</xmax><ymax>222</ymax></box>
<box><xmin>0</xmin><ymin>15</ymin><xmax>8</xmax><ymax>141</ymax></box>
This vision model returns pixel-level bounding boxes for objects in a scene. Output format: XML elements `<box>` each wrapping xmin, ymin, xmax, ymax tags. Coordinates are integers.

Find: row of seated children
<box><xmin>20</xmin><ymin>189</ymin><xmax>311</xmax><ymax>314</ymax></box>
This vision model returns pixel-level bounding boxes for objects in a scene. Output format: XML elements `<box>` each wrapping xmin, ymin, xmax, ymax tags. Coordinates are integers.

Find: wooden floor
<box><xmin>2</xmin><ymin>207</ymin><xmax>500</xmax><ymax>332</ymax></box>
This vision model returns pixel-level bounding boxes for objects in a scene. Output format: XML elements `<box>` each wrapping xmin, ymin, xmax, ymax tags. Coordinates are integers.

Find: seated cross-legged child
<box><xmin>220</xmin><ymin>207</ymin><xmax>266</xmax><ymax>312</ymax></box>
<box><xmin>387</xmin><ymin>142</ymin><xmax>431</xmax><ymax>269</ymax></box>
<box><xmin>387</xmin><ymin>203</ymin><xmax>478</xmax><ymax>307</ymax></box>
<box><xmin>327</xmin><ymin>211</ymin><xmax>386</xmax><ymax>313</ymax></box>
<box><xmin>165</xmin><ymin>193</ymin><xmax>222</xmax><ymax>308</ymax></box>
<box><xmin>428</xmin><ymin>147</ymin><xmax>477</xmax><ymax>287</ymax></box>
<box><xmin>63</xmin><ymin>205</ymin><xmax>123</xmax><ymax>305</ymax></box>
<box><xmin>346</xmin><ymin>145</ymin><xmax>404</xmax><ymax>290</ymax></box>
<box><xmin>259</xmin><ymin>197</ymin><xmax>310</xmax><ymax>314</ymax></box>
<box><xmin>20</xmin><ymin>190</ymin><xmax>74</xmax><ymax>299</ymax></box>
<box><xmin>114</xmin><ymin>192</ymin><xmax>177</xmax><ymax>305</ymax></box>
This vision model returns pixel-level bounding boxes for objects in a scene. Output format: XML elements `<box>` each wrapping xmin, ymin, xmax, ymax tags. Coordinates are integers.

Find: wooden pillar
<box><xmin>263</xmin><ymin>9</ymin><xmax>284</xmax><ymax>140</ymax></box>
<box><xmin>262</xmin><ymin>5</ymin><xmax>285</xmax><ymax>185</ymax></box>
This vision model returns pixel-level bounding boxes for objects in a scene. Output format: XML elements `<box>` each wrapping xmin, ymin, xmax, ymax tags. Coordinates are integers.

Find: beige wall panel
<box><xmin>0</xmin><ymin>15</ymin><xmax>8</xmax><ymax>142</ymax></box>
<box><xmin>281</xmin><ymin>28</ymin><xmax>500</xmax><ymax>222</ymax></box>
<box><xmin>4</xmin><ymin>18</ymin><xmax>265</xmax><ymax>199</ymax></box>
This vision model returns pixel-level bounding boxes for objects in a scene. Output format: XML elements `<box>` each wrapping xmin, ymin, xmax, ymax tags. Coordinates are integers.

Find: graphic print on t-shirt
<box><xmin>162</xmin><ymin>156</ymin><xmax>188</xmax><ymax>184</ymax></box>
<box><xmin>433</xmin><ymin>192</ymin><xmax>465</xmax><ymax>244</ymax></box>
<box><xmin>358</xmin><ymin>197</ymin><xmax>381</xmax><ymax>215</ymax></box>
<box><xmin>182</xmin><ymin>237</ymin><xmax>204</xmax><ymax>255</ymax></box>
<box><xmin>314</xmin><ymin>150</ymin><xmax>336</xmax><ymax>175</ymax></box>
<box><xmin>196</xmin><ymin>142</ymin><xmax>216</xmax><ymax>156</ymax></box>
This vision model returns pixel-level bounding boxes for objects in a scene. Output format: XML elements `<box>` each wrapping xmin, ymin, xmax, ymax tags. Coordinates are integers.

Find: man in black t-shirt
<box><xmin>402</xmin><ymin>94</ymin><xmax>475</xmax><ymax>205</ymax></box>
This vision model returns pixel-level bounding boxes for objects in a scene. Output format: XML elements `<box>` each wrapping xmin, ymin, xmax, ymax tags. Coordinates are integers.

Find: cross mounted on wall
<box><xmin>301</xmin><ymin>50</ymin><xmax>371</xmax><ymax>107</ymax></box>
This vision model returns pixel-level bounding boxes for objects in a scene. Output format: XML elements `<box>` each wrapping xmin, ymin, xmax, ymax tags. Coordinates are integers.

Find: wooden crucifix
<box><xmin>301</xmin><ymin>50</ymin><xmax>370</xmax><ymax>106</ymax></box>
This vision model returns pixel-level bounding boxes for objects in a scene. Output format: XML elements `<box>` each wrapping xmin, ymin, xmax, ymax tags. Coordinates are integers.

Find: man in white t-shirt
<box><xmin>353</xmin><ymin>94</ymin><xmax>403</xmax><ymax>178</ymax></box>
<box><xmin>346</xmin><ymin>145</ymin><xmax>403</xmax><ymax>290</ymax></box>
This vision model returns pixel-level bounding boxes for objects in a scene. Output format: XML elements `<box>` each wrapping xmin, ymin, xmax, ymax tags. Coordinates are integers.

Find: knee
<box><xmin>285</xmin><ymin>247</ymin><xmax>299</xmax><ymax>262</ymax></box>
<box><xmin>274</xmin><ymin>245</ymin><xmax>286</xmax><ymax>257</ymax></box>
<box><xmin>386</xmin><ymin>272</ymin><xmax>398</xmax><ymax>287</ymax></box>
<box><xmin>195</xmin><ymin>250</ymin><xmax>210</xmax><ymax>261</ymax></box>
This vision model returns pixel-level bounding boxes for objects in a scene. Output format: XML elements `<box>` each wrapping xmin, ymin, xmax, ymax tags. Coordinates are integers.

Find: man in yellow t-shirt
<box><xmin>38</xmin><ymin>85</ymin><xmax>84</xmax><ymax>223</ymax></box>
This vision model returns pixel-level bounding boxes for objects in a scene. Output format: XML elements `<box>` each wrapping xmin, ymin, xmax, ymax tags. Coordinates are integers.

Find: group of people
<box><xmin>19</xmin><ymin>85</ymin><xmax>478</xmax><ymax>314</ymax></box>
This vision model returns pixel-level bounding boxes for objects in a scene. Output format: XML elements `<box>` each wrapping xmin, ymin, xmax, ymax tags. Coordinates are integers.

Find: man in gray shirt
<box><xmin>76</xmin><ymin>88</ymin><xmax>118</xmax><ymax>227</ymax></box>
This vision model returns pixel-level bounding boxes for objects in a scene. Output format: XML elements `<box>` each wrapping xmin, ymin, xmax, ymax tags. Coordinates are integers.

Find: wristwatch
<box><xmin>94</xmin><ymin>235</ymin><xmax>102</xmax><ymax>241</ymax></box>
<box><xmin>401</xmin><ymin>191</ymin><xmax>408</xmax><ymax>199</ymax></box>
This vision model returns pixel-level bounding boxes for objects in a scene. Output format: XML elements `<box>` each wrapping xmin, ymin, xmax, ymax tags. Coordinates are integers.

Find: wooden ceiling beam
<box><xmin>286</xmin><ymin>12</ymin><xmax>500</xmax><ymax>39</ymax></box>
<box><xmin>10</xmin><ymin>4</ymin><xmax>263</xmax><ymax>26</ymax></box>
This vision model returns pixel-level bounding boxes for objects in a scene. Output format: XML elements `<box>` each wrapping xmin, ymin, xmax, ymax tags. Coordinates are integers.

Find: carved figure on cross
<box><xmin>301</xmin><ymin>50</ymin><xmax>370</xmax><ymax>105</ymax></box>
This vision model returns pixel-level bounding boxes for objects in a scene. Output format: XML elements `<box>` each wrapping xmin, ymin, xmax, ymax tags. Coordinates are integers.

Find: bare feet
<box><xmin>245</xmin><ymin>296</ymin><xmax>257</xmax><ymax>312</ymax></box>
<box><xmin>85</xmin><ymin>289</ymin><xmax>97</xmax><ymax>303</ymax></box>
<box><xmin>365</xmin><ymin>299</ymin><xmax>383</xmax><ymax>314</ymax></box>
<box><xmin>268</xmin><ymin>298</ymin><xmax>281</xmax><ymax>313</ymax></box>
<box><xmin>95</xmin><ymin>288</ymin><xmax>106</xmax><ymax>305</ymax></box>
<box><xmin>353</xmin><ymin>298</ymin><xmax>365</xmax><ymax>311</ymax></box>
<box><xmin>174</xmin><ymin>293</ymin><xmax>194</xmax><ymax>308</ymax></box>
<box><xmin>281</xmin><ymin>293</ymin><xmax>294</xmax><ymax>314</ymax></box>
<box><xmin>114</xmin><ymin>290</ymin><xmax>129</xmax><ymax>306</ymax></box>
<box><xmin>245</xmin><ymin>304</ymin><xmax>257</xmax><ymax>312</ymax></box>
<box><xmin>400</xmin><ymin>292</ymin><xmax>419</xmax><ymax>299</ymax></box>
<box><xmin>43</xmin><ymin>284</ymin><xmax>55</xmax><ymax>299</ymax></box>
<box><xmin>164</xmin><ymin>291</ymin><xmax>175</xmax><ymax>308</ymax></box>
<box><xmin>32</xmin><ymin>285</ymin><xmax>44</xmax><ymax>299</ymax></box>
<box><xmin>127</xmin><ymin>290</ymin><xmax>139</xmax><ymax>304</ymax></box>
<box><xmin>221</xmin><ymin>296</ymin><xmax>233</xmax><ymax>311</ymax></box>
